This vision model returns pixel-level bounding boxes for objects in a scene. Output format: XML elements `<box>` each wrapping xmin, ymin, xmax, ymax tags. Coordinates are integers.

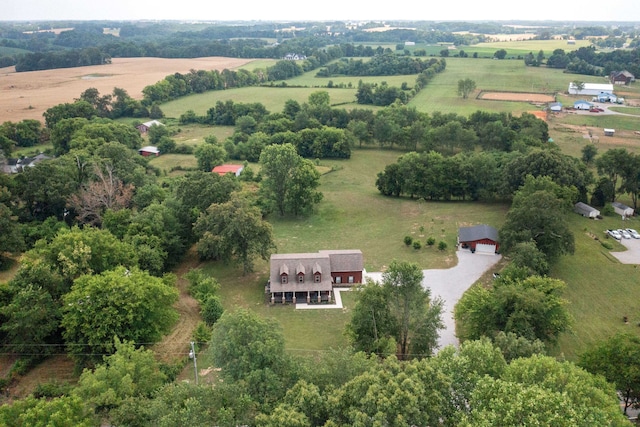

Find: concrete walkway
<box><xmin>296</xmin><ymin>250</ymin><xmax>501</xmax><ymax>350</ymax></box>
<box><xmin>295</xmin><ymin>287</ymin><xmax>351</xmax><ymax>310</ymax></box>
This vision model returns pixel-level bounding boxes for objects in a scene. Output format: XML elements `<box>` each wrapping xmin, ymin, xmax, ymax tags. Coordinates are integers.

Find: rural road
<box><xmin>364</xmin><ymin>250</ymin><xmax>502</xmax><ymax>351</ymax></box>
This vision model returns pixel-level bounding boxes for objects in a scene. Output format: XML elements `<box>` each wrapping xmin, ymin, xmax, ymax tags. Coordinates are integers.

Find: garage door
<box><xmin>475</xmin><ymin>243</ymin><xmax>496</xmax><ymax>254</ymax></box>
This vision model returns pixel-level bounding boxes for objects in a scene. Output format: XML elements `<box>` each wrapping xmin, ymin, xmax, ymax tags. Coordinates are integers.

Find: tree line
<box><xmin>0</xmin><ymin>308</ymin><xmax>628</xmax><ymax>426</ymax></box>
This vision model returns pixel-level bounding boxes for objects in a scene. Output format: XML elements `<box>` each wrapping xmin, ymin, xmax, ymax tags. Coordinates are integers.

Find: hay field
<box><xmin>0</xmin><ymin>57</ymin><xmax>254</xmax><ymax>123</ymax></box>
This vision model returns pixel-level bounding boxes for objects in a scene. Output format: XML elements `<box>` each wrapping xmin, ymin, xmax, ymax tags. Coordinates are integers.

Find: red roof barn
<box><xmin>212</xmin><ymin>164</ymin><xmax>244</xmax><ymax>177</ymax></box>
<box><xmin>458</xmin><ymin>225</ymin><xmax>499</xmax><ymax>254</ymax></box>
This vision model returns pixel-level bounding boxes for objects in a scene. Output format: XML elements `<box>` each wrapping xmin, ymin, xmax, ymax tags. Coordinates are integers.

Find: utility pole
<box><xmin>189</xmin><ymin>341</ymin><xmax>198</xmax><ymax>385</ymax></box>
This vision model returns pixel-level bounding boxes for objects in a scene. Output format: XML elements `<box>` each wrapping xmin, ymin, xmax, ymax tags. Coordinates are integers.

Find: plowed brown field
<box><xmin>0</xmin><ymin>57</ymin><xmax>253</xmax><ymax>123</ymax></box>
<box><xmin>479</xmin><ymin>91</ymin><xmax>555</xmax><ymax>103</ymax></box>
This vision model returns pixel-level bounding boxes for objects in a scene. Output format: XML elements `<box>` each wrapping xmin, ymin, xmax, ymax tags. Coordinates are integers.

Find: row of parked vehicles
<box><xmin>606</xmin><ymin>228</ymin><xmax>640</xmax><ymax>240</ymax></box>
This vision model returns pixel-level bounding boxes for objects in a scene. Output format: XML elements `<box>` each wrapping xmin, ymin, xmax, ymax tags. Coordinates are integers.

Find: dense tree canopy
<box><xmin>259</xmin><ymin>143</ymin><xmax>323</xmax><ymax>216</ymax></box>
<box><xmin>61</xmin><ymin>267</ymin><xmax>178</xmax><ymax>365</ymax></box>
<box><xmin>455</xmin><ymin>270</ymin><xmax>571</xmax><ymax>344</ymax></box>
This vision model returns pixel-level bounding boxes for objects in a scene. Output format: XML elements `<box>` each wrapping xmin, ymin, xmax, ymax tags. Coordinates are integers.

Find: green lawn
<box><xmin>551</xmin><ymin>213</ymin><xmax>640</xmax><ymax>360</ymax></box>
<box><xmin>202</xmin><ymin>148</ymin><xmax>508</xmax><ymax>353</ymax></box>
<box><xmin>161</xmin><ymin>86</ymin><xmax>360</xmax><ymax>118</ymax></box>
<box><xmin>161</xmin><ymin>56</ymin><xmax>586</xmax><ymax>119</ymax></box>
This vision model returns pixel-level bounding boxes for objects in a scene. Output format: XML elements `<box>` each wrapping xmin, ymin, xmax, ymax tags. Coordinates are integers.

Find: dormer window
<box><xmin>313</xmin><ymin>262</ymin><xmax>322</xmax><ymax>283</ymax></box>
<box><xmin>296</xmin><ymin>262</ymin><xmax>305</xmax><ymax>284</ymax></box>
<box><xmin>279</xmin><ymin>263</ymin><xmax>289</xmax><ymax>284</ymax></box>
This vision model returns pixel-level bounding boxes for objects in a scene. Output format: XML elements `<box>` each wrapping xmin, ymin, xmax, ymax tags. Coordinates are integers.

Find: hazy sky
<box><xmin>4</xmin><ymin>0</ymin><xmax>640</xmax><ymax>22</ymax></box>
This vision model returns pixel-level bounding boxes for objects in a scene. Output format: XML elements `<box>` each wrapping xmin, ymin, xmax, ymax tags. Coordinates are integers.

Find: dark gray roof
<box><xmin>270</xmin><ymin>253</ymin><xmax>333</xmax><ymax>293</ymax></box>
<box><xmin>269</xmin><ymin>250</ymin><xmax>363</xmax><ymax>293</ymax></box>
<box><xmin>458</xmin><ymin>225</ymin><xmax>499</xmax><ymax>243</ymax></box>
<box><xmin>574</xmin><ymin>202</ymin><xmax>599</xmax><ymax>214</ymax></box>
<box><xmin>319</xmin><ymin>250</ymin><xmax>363</xmax><ymax>272</ymax></box>
<box><xmin>612</xmin><ymin>201</ymin><xmax>631</xmax><ymax>210</ymax></box>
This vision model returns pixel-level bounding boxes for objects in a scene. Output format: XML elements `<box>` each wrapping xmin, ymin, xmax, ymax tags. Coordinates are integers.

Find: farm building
<box><xmin>138</xmin><ymin>146</ymin><xmax>160</xmax><ymax>156</ymax></box>
<box><xmin>136</xmin><ymin>120</ymin><xmax>164</xmax><ymax>133</ymax></box>
<box><xmin>458</xmin><ymin>225</ymin><xmax>499</xmax><ymax>254</ymax></box>
<box><xmin>268</xmin><ymin>250</ymin><xmax>363</xmax><ymax>304</ymax></box>
<box><xmin>612</xmin><ymin>202</ymin><xmax>634</xmax><ymax>218</ymax></box>
<box><xmin>549</xmin><ymin>102</ymin><xmax>562</xmax><ymax>112</ymax></box>
<box><xmin>574</xmin><ymin>202</ymin><xmax>600</xmax><ymax>218</ymax></box>
<box><xmin>610</xmin><ymin>70</ymin><xmax>635</xmax><ymax>85</ymax></box>
<box><xmin>1</xmin><ymin>153</ymin><xmax>51</xmax><ymax>174</ymax></box>
<box><xmin>212</xmin><ymin>164</ymin><xmax>244</xmax><ymax>177</ymax></box>
<box><xmin>568</xmin><ymin>82</ymin><xmax>614</xmax><ymax>96</ymax></box>
<box><xmin>574</xmin><ymin>100</ymin><xmax>593</xmax><ymax>110</ymax></box>
<box><xmin>604</xmin><ymin>128</ymin><xmax>615</xmax><ymax>137</ymax></box>
<box><xmin>594</xmin><ymin>92</ymin><xmax>616</xmax><ymax>103</ymax></box>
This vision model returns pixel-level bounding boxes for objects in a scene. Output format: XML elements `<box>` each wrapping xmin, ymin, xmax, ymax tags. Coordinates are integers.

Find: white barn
<box><xmin>612</xmin><ymin>201</ymin><xmax>634</xmax><ymax>218</ymax></box>
<box><xmin>568</xmin><ymin>82</ymin><xmax>614</xmax><ymax>96</ymax></box>
<box><xmin>574</xmin><ymin>202</ymin><xmax>600</xmax><ymax>218</ymax></box>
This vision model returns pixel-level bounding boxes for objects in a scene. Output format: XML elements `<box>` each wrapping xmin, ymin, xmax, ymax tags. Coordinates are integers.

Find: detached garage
<box><xmin>574</xmin><ymin>202</ymin><xmax>600</xmax><ymax>218</ymax></box>
<box><xmin>612</xmin><ymin>201</ymin><xmax>634</xmax><ymax>218</ymax></box>
<box><xmin>458</xmin><ymin>224</ymin><xmax>500</xmax><ymax>254</ymax></box>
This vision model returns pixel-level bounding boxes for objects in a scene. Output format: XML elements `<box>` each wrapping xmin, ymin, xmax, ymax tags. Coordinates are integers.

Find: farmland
<box><xmin>3</xmin><ymin>29</ymin><xmax>640</xmax><ymax>402</ymax></box>
<box><xmin>0</xmin><ymin>56</ymin><xmax>253</xmax><ymax>123</ymax></box>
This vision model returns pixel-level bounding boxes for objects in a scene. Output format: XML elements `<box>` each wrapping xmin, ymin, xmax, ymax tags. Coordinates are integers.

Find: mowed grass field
<box><xmin>161</xmin><ymin>56</ymin><xmax>582</xmax><ymax>119</ymax></box>
<box><xmin>552</xmin><ymin>213</ymin><xmax>640</xmax><ymax>359</ymax></box>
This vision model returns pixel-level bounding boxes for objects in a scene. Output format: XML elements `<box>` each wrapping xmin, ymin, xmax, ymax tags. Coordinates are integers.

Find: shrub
<box><xmin>201</xmin><ymin>296</ymin><xmax>224</xmax><ymax>326</ymax></box>
<box><xmin>404</xmin><ymin>236</ymin><xmax>413</xmax><ymax>246</ymax></box>
<box><xmin>192</xmin><ymin>322</ymin><xmax>211</xmax><ymax>352</ymax></box>
<box><xmin>426</xmin><ymin>237</ymin><xmax>436</xmax><ymax>246</ymax></box>
<box><xmin>602</xmin><ymin>204</ymin><xmax>615</xmax><ymax>216</ymax></box>
<box><xmin>601</xmin><ymin>241</ymin><xmax>614</xmax><ymax>250</ymax></box>
<box><xmin>32</xmin><ymin>381</ymin><xmax>73</xmax><ymax>399</ymax></box>
<box><xmin>413</xmin><ymin>241</ymin><xmax>422</xmax><ymax>250</ymax></box>
<box><xmin>438</xmin><ymin>241</ymin><xmax>447</xmax><ymax>251</ymax></box>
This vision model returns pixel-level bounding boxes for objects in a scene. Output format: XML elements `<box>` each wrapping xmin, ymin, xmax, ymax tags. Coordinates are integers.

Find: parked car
<box><xmin>618</xmin><ymin>229</ymin><xmax>631</xmax><ymax>239</ymax></box>
<box><xmin>607</xmin><ymin>229</ymin><xmax>622</xmax><ymax>240</ymax></box>
<box><xmin>626</xmin><ymin>228</ymin><xmax>640</xmax><ymax>239</ymax></box>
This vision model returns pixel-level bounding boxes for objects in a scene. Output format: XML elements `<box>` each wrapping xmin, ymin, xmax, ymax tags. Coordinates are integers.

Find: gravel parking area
<box><xmin>611</xmin><ymin>237</ymin><xmax>640</xmax><ymax>264</ymax></box>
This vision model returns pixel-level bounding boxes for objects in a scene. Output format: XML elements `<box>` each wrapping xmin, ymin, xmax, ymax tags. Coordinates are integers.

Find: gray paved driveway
<box><xmin>365</xmin><ymin>250</ymin><xmax>501</xmax><ymax>351</ymax></box>
<box><xmin>611</xmin><ymin>237</ymin><xmax>640</xmax><ymax>264</ymax></box>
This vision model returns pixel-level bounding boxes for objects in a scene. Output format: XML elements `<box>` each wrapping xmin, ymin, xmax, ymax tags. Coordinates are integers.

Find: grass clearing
<box><xmin>161</xmin><ymin>86</ymin><xmax>359</xmax><ymax>118</ymax></box>
<box><xmin>551</xmin><ymin>214</ymin><xmax>640</xmax><ymax>360</ymax></box>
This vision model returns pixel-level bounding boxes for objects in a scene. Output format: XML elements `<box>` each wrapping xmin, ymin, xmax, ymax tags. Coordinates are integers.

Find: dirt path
<box><xmin>151</xmin><ymin>246</ymin><xmax>203</xmax><ymax>364</ymax></box>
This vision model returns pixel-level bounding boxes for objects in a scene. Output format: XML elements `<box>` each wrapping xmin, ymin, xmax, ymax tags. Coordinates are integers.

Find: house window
<box><xmin>314</xmin><ymin>273</ymin><xmax>321</xmax><ymax>283</ymax></box>
<box><xmin>335</xmin><ymin>276</ymin><xmax>342</xmax><ymax>284</ymax></box>
<box><xmin>298</xmin><ymin>274</ymin><xmax>304</xmax><ymax>283</ymax></box>
<box><xmin>348</xmin><ymin>276</ymin><xmax>354</xmax><ymax>284</ymax></box>
<box><xmin>281</xmin><ymin>275</ymin><xmax>288</xmax><ymax>284</ymax></box>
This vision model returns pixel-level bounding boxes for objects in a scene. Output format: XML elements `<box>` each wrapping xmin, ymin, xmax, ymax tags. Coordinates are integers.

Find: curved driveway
<box><xmin>365</xmin><ymin>250</ymin><xmax>502</xmax><ymax>351</ymax></box>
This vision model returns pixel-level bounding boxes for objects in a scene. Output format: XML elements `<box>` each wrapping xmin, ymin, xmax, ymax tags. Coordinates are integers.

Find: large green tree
<box><xmin>210</xmin><ymin>309</ymin><xmax>297</xmax><ymax>406</ymax></box>
<box><xmin>455</xmin><ymin>272</ymin><xmax>571</xmax><ymax>344</ymax></box>
<box><xmin>193</xmin><ymin>196</ymin><xmax>275</xmax><ymax>273</ymax></box>
<box><xmin>500</xmin><ymin>175</ymin><xmax>575</xmax><ymax>264</ymax></box>
<box><xmin>259</xmin><ymin>143</ymin><xmax>322</xmax><ymax>216</ymax></box>
<box><xmin>62</xmin><ymin>267</ymin><xmax>178</xmax><ymax>366</ymax></box>
<box><xmin>596</xmin><ymin>147</ymin><xmax>631</xmax><ymax>203</ymax></box>
<box><xmin>580</xmin><ymin>333</ymin><xmax>640</xmax><ymax>415</ymax></box>
<box><xmin>460</xmin><ymin>354</ymin><xmax>627</xmax><ymax>426</ymax></box>
<box><xmin>457</xmin><ymin>78</ymin><xmax>476</xmax><ymax>99</ymax></box>
<box><xmin>347</xmin><ymin>260</ymin><xmax>444</xmax><ymax>359</ymax></box>
<box><xmin>74</xmin><ymin>338</ymin><xmax>168</xmax><ymax>413</ymax></box>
